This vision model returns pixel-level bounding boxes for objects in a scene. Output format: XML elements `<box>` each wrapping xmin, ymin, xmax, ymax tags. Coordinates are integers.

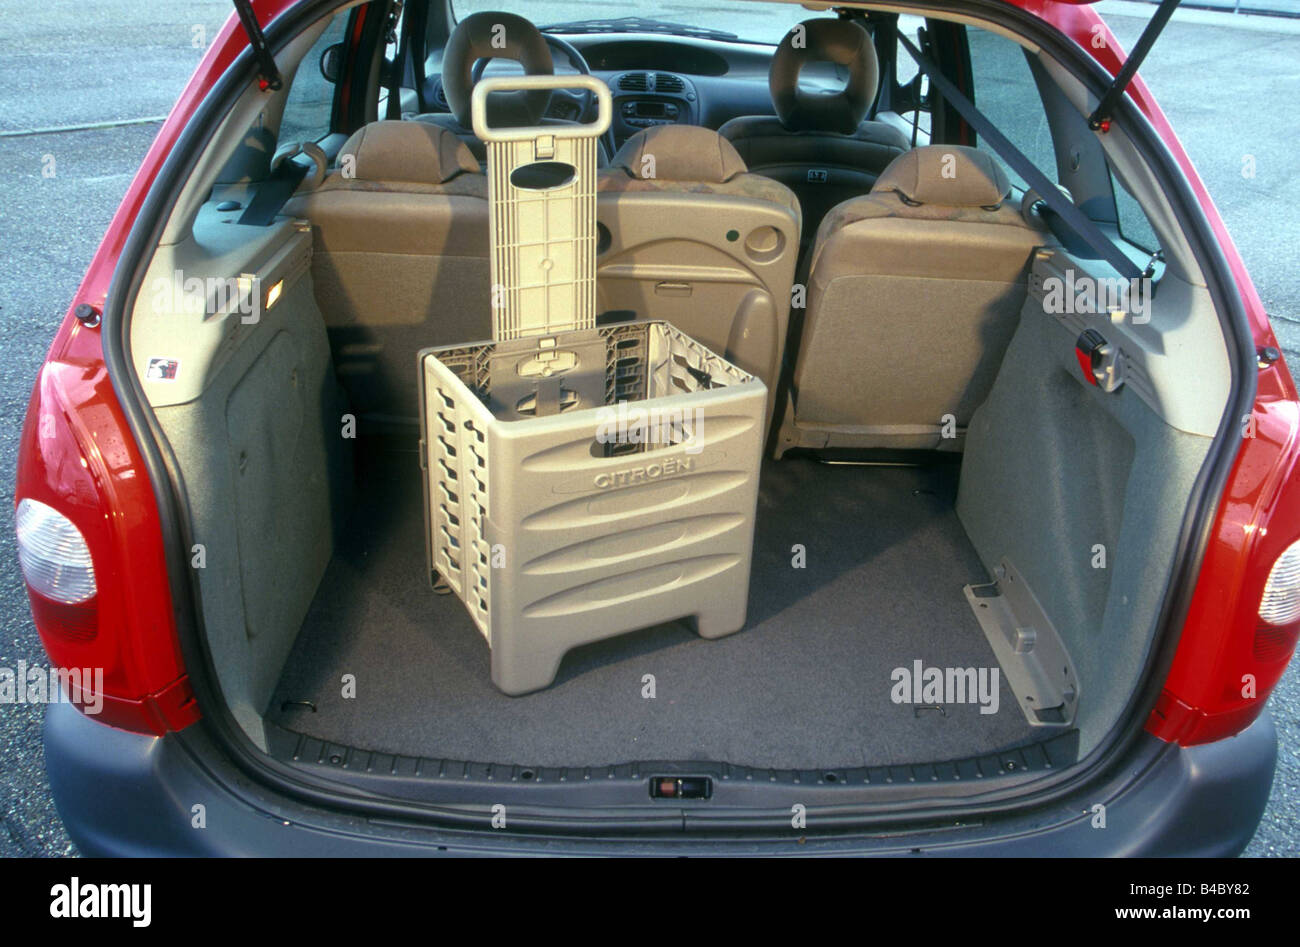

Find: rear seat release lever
<box><xmin>1075</xmin><ymin>329</ymin><xmax>1124</xmax><ymax>393</ymax></box>
<box><xmin>654</xmin><ymin>281</ymin><xmax>692</xmax><ymax>297</ymax></box>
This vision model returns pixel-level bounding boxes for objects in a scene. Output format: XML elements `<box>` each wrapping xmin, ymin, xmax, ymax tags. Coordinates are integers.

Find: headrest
<box><xmin>770</xmin><ymin>18</ymin><xmax>878</xmax><ymax>135</ymax></box>
<box><xmin>871</xmin><ymin>145</ymin><xmax>1011</xmax><ymax>207</ymax></box>
<box><xmin>442</xmin><ymin>11</ymin><xmax>553</xmax><ymax>129</ymax></box>
<box><xmin>610</xmin><ymin>126</ymin><xmax>748</xmax><ymax>182</ymax></box>
<box><xmin>337</xmin><ymin>121</ymin><xmax>479</xmax><ymax>185</ymax></box>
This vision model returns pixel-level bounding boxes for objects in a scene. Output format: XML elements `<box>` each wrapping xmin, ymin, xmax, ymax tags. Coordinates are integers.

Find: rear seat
<box><xmin>286</xmin><ymin>120</ymin><xmax>490</xmax><ymax>421</ymax></box>
<box><xmin>596</xmin><ymin>125</ymin><xmax>801</xmax><ymax>424</ymax></box>
<box><xmin>775</xmin><ymin>145</ymin><xmax>1049</xmax><ymax>456</ymax></box>
<box><xmin>289</xmin><ymin>120</ymin><xmax>800</xmax><ymax>426</ymax></box>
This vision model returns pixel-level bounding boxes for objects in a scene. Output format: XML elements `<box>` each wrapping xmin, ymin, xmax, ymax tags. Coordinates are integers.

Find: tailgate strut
<box><xmin>1088</xmin><ymin>0</ymin><xmax>1180</xmax><ymax>131</ymax></box>
<box><xmin>232</xmin><ymin>0</ymin><xmax>284</xmax><ymax>91</ymax></box>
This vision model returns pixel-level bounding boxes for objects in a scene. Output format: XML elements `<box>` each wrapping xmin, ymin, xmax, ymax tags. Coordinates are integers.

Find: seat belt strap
<box><xmin>238</xmin><ymin>152</ymin><xmax>311</xmax><ymax>226</ymax></box>
<box><xmin>897</xmin><ymin>31</ymin><xmax>1142</xmax><ymax>281</ymax></box>
<box><xmin>385</xmin><ymin>0</ymin><xmax>406</xmax><ymax>120</ymax></box>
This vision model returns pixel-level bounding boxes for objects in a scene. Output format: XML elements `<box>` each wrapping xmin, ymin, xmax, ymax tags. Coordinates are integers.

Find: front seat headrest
<box><xmin>442</xmin><ymin>11</ymin><xmax>553</xmax><ymax>130</ymax></box>
<box><xmin>770</xmin><ymin>18</ymin><xmax>879</xmax><ymax>135</ymax></box>
<box><xmin>611</xmin><ymin>126</ymin><xmax>748</xmax><ymax>182</ymax></box>
<box><xmin>338</xmin><ymin>121</ymin><xmax>480</xmax><ymax>185</ymax></box>
<box><xmin>871</xmin><ymin>145</ymin><xmax>1011</xmax><ymax>207</ymax></box>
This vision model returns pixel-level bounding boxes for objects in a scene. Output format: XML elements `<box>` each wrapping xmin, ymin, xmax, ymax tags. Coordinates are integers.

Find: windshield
<box><xmin>451</xmin><ymin>1</ymin><xmax>810</xmax><ymax>45</ymax></box>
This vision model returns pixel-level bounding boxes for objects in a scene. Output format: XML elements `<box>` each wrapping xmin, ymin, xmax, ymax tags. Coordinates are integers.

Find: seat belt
<box><xmin>385</xmin><ymin>0</ymin><xmax>406</xmax><ymax>120</ymax></box>
<box><xmin>238</xmin><ymin>151</ymin><xmax>312</xmax><ymax>226</ymax></box>
<box><xmin>896</xmin><ymin>32</ymin><xmax>1142</xmax><ymax>281</ymax></box>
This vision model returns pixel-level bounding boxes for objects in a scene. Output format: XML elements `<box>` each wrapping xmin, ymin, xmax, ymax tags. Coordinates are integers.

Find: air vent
<box><xmin>654</xmin><ymin>73</ymin><xmax>685</xmax><ymax>94</ymax></box>
<box><xmin>618</xmin><ymin>72</ymin><xmax>649</xmax><ymax>92</ymax></box>
<box><xmin>432</xmin><ymin>80</ymin><xmax>449</xmax><ymax>109</ymax></box>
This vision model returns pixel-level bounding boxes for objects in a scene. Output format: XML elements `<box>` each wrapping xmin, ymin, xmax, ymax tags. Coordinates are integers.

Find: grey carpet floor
<box><xmin>269</xmin><ymin>444</ymin><xmax>1044</xmax><ymax>769</ymax></box>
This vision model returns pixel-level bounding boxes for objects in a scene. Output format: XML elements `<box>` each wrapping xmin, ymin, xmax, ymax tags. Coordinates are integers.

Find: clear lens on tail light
<box><xmin>1259</xmin><ymin>538</ymin><xmax>1300</xmax><ymax>626</ymax></box>
<box><xmin>14</xmin><ymin>498</ymin><xmax>97</xmax><ymax>604</ymax></box>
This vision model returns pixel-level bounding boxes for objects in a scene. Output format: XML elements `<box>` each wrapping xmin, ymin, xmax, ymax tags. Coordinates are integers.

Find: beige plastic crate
<box><xmin>418</xmin><ymin>76</ymin><xmax>766</xmax><ymax>695</ymax></box>
<box><xmin>421</xmin><ymin>321</ymin><xmax>766</xmax><ymax>695</ymax></box>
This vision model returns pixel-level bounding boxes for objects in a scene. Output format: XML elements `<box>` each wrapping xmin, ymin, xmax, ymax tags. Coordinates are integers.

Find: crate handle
<box><xmin>471</xmin><ymin>75</ymin><xmax>612</xmax><ymax>144</ymax></box>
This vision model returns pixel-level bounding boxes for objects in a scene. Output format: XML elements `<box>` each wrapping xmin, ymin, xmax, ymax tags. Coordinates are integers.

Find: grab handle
<box><xmin>470</xmin><ymin>75</ymin><xmax>613</xmax><ymax>143</ymax></box>
<box><xmin>472</xmin><ymin>74</ymin><xmax>614</xmax><ymax>342</ymax></box>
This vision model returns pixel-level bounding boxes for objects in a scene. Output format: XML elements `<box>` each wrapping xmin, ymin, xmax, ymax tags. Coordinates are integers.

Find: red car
<box><xmin>15</xmin><ymin>0</ymin><xmax>1299</xmax><ymax>855</ymax></box>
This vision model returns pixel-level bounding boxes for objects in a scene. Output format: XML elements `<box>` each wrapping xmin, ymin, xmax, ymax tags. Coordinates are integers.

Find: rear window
<box><xmin>965</xmin><ymin>25</ymin><xmax>1054</xmax><ymax>193</ymax></box>
<box><xmin>449</xmin><ymin>1</ymin><xmax>809</xmax><ymax>45</ymax></box>
<box><xmin>891</xmin><ymin>15</ymin><xmax>932</xmax><ymax>142</ymax></box>
<box><xmin>1110</xmin><ymin>167</ymin><xmax>1161</xmax><ymax>255</ymax></box>
<box><xmin>279</xmin><ymin>11</ymin><xmax>350</xmax><ymax>146</ymax></box>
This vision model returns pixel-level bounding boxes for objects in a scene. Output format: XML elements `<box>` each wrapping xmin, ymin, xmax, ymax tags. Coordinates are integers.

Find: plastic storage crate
<box><xmin>418</xmin><ymin>77</ymin><xmax>767</xmax><ymax>695</ymax></box>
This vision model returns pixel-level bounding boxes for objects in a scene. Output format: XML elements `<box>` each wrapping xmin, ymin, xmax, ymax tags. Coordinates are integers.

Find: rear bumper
<box><xmin>45</xmin><ymin>701</ymin><xmax>1277</xmax><ymax>856</ymax></box>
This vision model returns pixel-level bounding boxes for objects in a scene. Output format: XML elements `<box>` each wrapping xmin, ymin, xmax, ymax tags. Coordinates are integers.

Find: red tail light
<box><xmin>13</xmin><ymin>320</ymin><xmax>199</xmax><ymax>736</ymax></box>
<box><xmin>1148</xmin><ymin>389</ymin><xmax>1300</xmax><ymax>746</ymax></box>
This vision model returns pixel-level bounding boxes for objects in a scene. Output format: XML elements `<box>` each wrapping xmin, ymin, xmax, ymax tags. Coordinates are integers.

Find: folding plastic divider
<box><xmin>419</xmin><ymin>76</ymin><xmax>767</xmax><ymax>695</ymax></box>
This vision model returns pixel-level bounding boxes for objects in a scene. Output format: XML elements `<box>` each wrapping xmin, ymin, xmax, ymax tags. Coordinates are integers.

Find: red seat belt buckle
<box><xmin>1075</xmin><ymin>328</ymin><xmax>1124</xmax><ymax>393</ymax></box>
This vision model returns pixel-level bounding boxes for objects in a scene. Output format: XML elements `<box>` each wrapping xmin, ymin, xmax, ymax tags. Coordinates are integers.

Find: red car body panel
<box><xmin>18</xmin><ymin>0</ymin><xmax>1300</xmax><ymax>743</ymax></box>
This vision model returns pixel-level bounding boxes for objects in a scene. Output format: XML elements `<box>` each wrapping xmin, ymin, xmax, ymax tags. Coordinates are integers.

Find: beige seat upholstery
<box><xmin>719</xmin><ymin>18</ymin><xmax>909</xmax><ymax>254</ymax></box>
<box><xmin>595</xmin><ymin>125</ymin><xmax>801</xmax><ymax>424</ymax></box>
<box><xmin>285</xmin><ymin>120</ymin><xmax>491</xmax><ymax>420</ymax></box>
<box><xmin>775</xmin><ymin>145</ymin><xmax>1048</xmax><ymax>457</ymax></box>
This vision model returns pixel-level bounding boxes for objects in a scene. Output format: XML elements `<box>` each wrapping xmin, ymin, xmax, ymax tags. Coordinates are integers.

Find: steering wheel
<box><xmin>471</xmin><ymin>35</ymin><xmax>615</xmax><ymax>156</ymax></box>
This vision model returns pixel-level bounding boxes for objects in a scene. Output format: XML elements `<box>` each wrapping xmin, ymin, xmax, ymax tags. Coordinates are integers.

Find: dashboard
<box><xmin>426</xmin><ymin>31</ymin><xmax>850</xmax><ymax>150</ymax></box>
<box><xmin>606</xmin><ymin>70</ymin><xmax>699</xmax><ymax>141</ymax></box>
<box><xmin>580</xmin><ymin>40</ymin><xmax>731</xmax><ymax>76</ymax></box>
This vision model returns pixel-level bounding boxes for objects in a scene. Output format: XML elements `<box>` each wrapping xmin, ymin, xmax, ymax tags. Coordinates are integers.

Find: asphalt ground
<box><xmin>0</xmin><ymin>0</ymin><xmax>1295</xmax><ymax>857</ymax></box>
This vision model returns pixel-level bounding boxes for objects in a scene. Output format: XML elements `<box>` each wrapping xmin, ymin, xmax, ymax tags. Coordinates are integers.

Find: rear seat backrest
<box><xmin>596</xmin><ymin>125</ymin><xmax>801</xmax><ymax>425</ymax></box>
<box><xmin>285</xmin><ymin>120</ymin><xmax>491</xmax><ymax>420</ymax></box>
<box><xmin>776</xmin><ymin>145</ymin><xmax>1049</xmax><ymax>456</ymax></box>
